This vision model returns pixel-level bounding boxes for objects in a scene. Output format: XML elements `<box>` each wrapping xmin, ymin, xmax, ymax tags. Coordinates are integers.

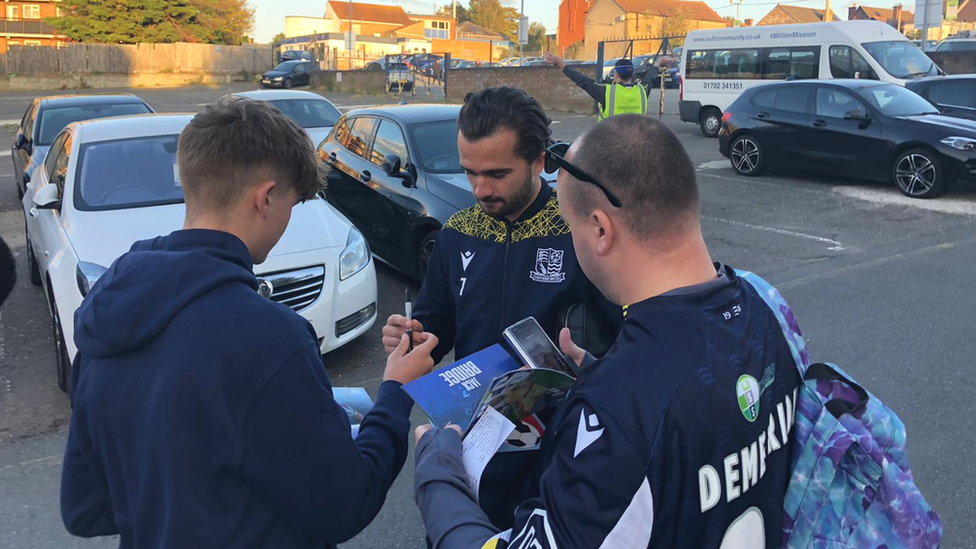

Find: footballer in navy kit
<box><xmin>413</xmin><ymin>115</ymin><xmax>801</xmax><ymax>549</ymax></box>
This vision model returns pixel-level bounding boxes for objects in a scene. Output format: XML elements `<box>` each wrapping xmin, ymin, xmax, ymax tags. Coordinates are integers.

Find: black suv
<box><xmin>906</xmin><ymin>75</ymin><xmax>976</xmax><ymax>122</ymax></box>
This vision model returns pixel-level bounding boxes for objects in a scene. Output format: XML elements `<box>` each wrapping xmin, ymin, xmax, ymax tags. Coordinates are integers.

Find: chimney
<box><xmin>744</xmin><ymin>17</ymin><xmax>754</xmax><ymax>26</ymax></box>
<box><xmin>893</xmin><ymin>4</ymin><xmax>903</xmax><ymax>31</ymax></box>
<box><xmin>848</xmin><ymin>3</ymin><xmax>858</xmax><ymax>20</ymax></box>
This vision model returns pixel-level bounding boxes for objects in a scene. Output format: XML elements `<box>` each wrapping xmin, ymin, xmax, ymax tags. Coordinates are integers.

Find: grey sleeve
<box><xmin>414</xmin><ymin>429</ymin><xmax>500</xmax><ymax>548</ymax></box>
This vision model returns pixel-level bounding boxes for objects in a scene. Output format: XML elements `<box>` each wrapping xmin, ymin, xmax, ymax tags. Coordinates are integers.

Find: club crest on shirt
<box><xmin>529</xmin><ymin>248</ymin><xmax>566</xmax><ymax>284</ymax></box>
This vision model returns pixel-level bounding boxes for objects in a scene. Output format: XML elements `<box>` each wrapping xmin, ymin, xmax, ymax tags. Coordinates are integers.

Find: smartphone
<box><xmin>503</xmin><ymin>317</ymin><xmax>580</xmax><ymax>378</ymax></box>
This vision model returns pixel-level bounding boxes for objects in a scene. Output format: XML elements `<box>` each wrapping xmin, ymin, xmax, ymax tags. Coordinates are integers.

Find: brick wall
<box><xmin>928</xmin><ymin>52</ymin><xmax>976</xmax><ymax>75</ymax></box>
<box><xmin>311</xmin><ymin>69</ymin><xmax>387</xmax><ymax>94</ymax></box>
<box><xmin>447</xmin><ymin>66</ymin><xmax>597</xmax><ymax>114</ymax></box>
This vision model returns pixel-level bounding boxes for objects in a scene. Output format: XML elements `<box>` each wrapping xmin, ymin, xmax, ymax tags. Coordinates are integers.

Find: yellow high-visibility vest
<box><xmin>600</xmin><ymin>83</ymin><xmax>647</xmax><ymax>120</ymax></box>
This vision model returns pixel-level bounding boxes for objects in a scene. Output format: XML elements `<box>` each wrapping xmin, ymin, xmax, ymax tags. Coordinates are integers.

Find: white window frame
<box><xmin>24</xmin><ymin>5</ymin><xmax>41</xmax><ymax>19</ymax></box>
<box><xmin>7</xmin><ymin>5</ymin><xmax>21</xmax><ymax>19</ymax></box>
<box><xmin>24</xmin><ymin>40</ymin><xmax>42</xmax><ymax>46</ymax></box>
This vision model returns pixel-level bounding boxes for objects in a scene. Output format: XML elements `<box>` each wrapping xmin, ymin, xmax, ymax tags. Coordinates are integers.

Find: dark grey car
<box><xmin>906</xmin><ymin>75</ymin><xmax>976</xmax><ymax>122</ymax></box>
<box><xmin>11</xmin><ymin>94</ymin><xmax>153</xmax><ymax>198</ymax></box>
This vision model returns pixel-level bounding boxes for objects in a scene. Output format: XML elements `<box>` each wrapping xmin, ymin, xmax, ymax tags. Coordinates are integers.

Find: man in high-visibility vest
<box><xmin>543</xmin><ymin>52</ymin><xmax>648</xmax><ymax>120</ymax></box>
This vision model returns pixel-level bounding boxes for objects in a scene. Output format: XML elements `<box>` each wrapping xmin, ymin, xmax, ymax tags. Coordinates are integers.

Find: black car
<box><xmin>318</xmin><ymin>104</ymin><xmax>557</xmax><ymax>279</ymax></box>
<box><xmin>261</xmin><ymin>60</ymin><xmax>313</xmax><ymax>89</ymax></box>
<box><xmin>317</xmin><ymin>105</ymin><xmax>471</xmax><ymax>279</ymax></box>
<box><xmin>718</xmin><ymin>80</ymin><xmax>976</xmax><ymax>198</ymax></box>
<box><xmin>10</xmin><ymin>94</ymin><xmax>153</xmax><ymax>199</ymax></box>
<box><xmin>906</xmin><ymin>75</ymin><xmax>976</xmax><ymax>122</ymax></box>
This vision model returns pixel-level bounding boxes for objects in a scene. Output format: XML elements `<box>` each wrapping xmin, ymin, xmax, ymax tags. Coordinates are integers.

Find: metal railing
<box><xmin>0</xmin><ymin>19</ymin><xmax>58</xmax><ymax>35</ymax></box>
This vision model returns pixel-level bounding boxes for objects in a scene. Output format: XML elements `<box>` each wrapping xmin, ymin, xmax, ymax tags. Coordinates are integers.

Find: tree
<box><xmin>468</xmin><ymin>0</ymin><xmax>518</xmax><ymax>40</ymax></box>
<box><xmin>723</xmin><ymin>15</ymin><xmax>741</xmax><ymax>27</ymax></box>
<box><xmin>659</xmin><ymin>8</ymin><xmax>693</xmax><ymax>47</ymax></box>
<box><xmin>271</xmin><ymin>32</ymin><xmax>285</xmax><ymax>45</ymax></box>
<box><xmin>566</xmin><ymin>39</ymin><xmax>584</xmax><ymax>60</ymax></box>
<box><xmin>46</xmin><ymin>0</ymin><xmax>254</xmax><ymax>45</ymax></box>
<box><xmin>527</xmin><ymin>21</ymin><xmax>546</xmax><ymax>52</ymax></box>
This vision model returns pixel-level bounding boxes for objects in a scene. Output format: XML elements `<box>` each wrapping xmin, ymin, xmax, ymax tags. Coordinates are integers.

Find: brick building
<box><xmin>848</xmin><ymin>4</ymin><xmax>914</xmax><ymax>33</ymax></box>
<box><xmin>558</xmin><ymin>0</ymin><xmax>590</xmax><ymax>56</ymax></box>
<box><xmin>756</xmin><ymin>4</ymin><xmax>841</xmax><ymax>25</ymax></box>
<box><xmin>583</xmin><ymin>0</ymin><xmax>726</xmax><ymax>59</ymax></box>
<box><xmin>324</xmin><ymin>1</ymin><xmax>411</xmax><ymax>37</ymax></box>
<box><xmin>0</xmin><ymin>0</ymin><xmax>65</xmax><ymax>54</ymax></box>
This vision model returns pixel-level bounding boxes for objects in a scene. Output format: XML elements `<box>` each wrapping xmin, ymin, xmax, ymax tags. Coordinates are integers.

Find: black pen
<box><xmin>404</xmin><ymin>288</ymin><xmax>413</xmax><ymax>353</ymax></box>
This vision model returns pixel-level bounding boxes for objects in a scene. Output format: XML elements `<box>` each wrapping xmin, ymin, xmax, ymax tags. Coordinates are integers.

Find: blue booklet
<box><xmin>402</xmin><ymin>344</ymin><xmax>520</xmax><ymax>432</ymax></box>
<box><xmin>333</xmin><ymin>387</ymin><xmax>374</xmax><ymax>439</ymax></box>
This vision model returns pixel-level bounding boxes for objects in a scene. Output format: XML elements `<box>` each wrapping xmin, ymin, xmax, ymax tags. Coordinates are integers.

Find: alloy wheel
<box><xmin>895</xmin><ymin>154</ymin><xmax>937</xmax><ymax>197</ymax></box>
<box><xmin>731</xmin><ymin>137</ymin><xmax>761</xmax><ymax>175</ymax></box>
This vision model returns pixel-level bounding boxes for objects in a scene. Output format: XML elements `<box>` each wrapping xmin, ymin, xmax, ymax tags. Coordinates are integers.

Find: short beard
<box><xmin>480</xmin><ymin>166</ymin><xmax>537</xmax><ymax>220</ymax></box>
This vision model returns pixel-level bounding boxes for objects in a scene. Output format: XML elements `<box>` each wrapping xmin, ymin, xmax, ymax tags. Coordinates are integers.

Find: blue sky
<box><xmin>251</xmin><ymin>0</ymin><xmax>915</xmax><ymax>43</ymax></box>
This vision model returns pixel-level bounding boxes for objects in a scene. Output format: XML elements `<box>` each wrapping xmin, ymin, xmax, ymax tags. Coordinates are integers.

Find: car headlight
<box><xmin>76</xmin><ymin>261</ymin><xmax>108</xmax><ymax>297</ymax></box>
<box><xmin>339</xmin><ymin>229</ymin><xmax>370</xmax><ymax>281</ymax></box>
<box><xmin>273</xmin><ymin>76</ymin><xmax>284</xmax><ymax>81</ymax></box>
<box><xmin>940</xmin><ymin>137</ymin><xmax>976</xmax><ymax>151</ymax></box>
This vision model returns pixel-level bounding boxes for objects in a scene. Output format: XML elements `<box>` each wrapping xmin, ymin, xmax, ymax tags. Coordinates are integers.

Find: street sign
<box><xmin>915</xmin><ymin>0</ymin><xmax>945</xmax><ymax>46</ymax></box>
<box><xmin>947</xmin><ymin>0</ymin><xmax>959</xmax><ymax>20</ymax></box>
<box><xmin>518</xmin><ymin>16</ymin><xmax>528</xmax><ymax>46</ymax></box>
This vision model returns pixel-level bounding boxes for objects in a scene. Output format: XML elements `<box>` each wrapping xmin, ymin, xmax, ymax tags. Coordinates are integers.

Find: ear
<box><xmin>530</xmin><ymin>151</ymin><xmax>545</xmax><ymax>179</ymax></box>
<box><xmin>253</xmin><ymin>180</ymin><xmax>277</xmax><ymax>219</ymax></box>
<box><xmin>591</xmin><ymin>209</ymin><xmax>615</xmax><ymax>256</ymax></box>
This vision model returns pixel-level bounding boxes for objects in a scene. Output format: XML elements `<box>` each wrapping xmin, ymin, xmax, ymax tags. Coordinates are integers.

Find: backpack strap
<box><xmin>735</xmin><ymin>269</ymin><xmax>811</xmax><ymax>377</ymax></box>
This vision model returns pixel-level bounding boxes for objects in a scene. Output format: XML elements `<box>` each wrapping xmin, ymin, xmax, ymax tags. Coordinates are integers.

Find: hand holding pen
<box><xmin>381</xmin><ymin>290</ymin><xmax>427</xmax><ymax>355</ymax></box>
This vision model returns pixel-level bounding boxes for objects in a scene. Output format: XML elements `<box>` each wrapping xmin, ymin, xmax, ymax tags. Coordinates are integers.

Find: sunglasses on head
<box><xmin>544</xmin><ymin>141</ymin><xmax>622</xmax><ymax>208</ymax></box>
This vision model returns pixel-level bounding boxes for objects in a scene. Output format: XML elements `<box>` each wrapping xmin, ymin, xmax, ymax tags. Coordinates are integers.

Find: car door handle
<box><xmin>812</xmin><ymin>119</ymin><xmax>827</xmax><ymax>128</ymax></box>
<box><xmin>756</xmin><ymin>111</ymin><xmax>770</xmax><ymax>119</ymax></box>
<box><xmin>361</xmin><ymin>170</ymin><xmax>371</xmax><ymax>183</ymax></box>
<box><xmin>29</xmin><ymin>207</ymin><xmax>38</xmax><ymax>218</ymax></box>
<box><xmin>328</xmin><ymin>152</ymin><xmax>336</xmax><ymax>164</ymax></box>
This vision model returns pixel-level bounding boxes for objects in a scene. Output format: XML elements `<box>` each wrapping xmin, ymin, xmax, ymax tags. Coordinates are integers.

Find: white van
<box><xmin>679</xmin><ymin>21</ymin><xmax>940</xmax><ymax>137</ymax></box>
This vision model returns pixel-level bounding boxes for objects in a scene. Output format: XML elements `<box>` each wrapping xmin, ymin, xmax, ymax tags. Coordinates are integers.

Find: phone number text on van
<box><xmin>702</xmin><ymin>82</ymin><xmax>744</xmax><ymax>90</ymax></box>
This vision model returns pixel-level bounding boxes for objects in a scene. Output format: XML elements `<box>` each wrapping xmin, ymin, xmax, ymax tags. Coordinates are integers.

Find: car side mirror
<box><xmin>33</xmin><ymin>183</ymin><xmax>60</xmax><ymax>210</ymax></box>
<box><xmin>382</xmin><ymin>153</ymin><xmax>402</xmax><ymax>176</ymax></box>
<box><xmin>15</xmin><ymin>133</ymin><xmax>28</xmax><ymax>150</ymax></box>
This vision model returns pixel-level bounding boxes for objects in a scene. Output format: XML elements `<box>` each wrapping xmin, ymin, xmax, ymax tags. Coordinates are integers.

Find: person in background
<box><xmin>61</xmin><ymin>97</ymin><xmax>438</xmax><ymax>549</ymax></box>
<box><xmin>0</xmin><ymin>237</ymin><xmax>15</xmax><ymax>309</ymax></box>
<box><xmin>413</xmin><ymin>115</ymin><xmax>801</xmax><ymax>549</ymax></box>
<box><xmin>544</xmin><ymin>52</ymin><xmax>649</xmax><ymax>119</ymax></box>
<box><xmin>382</xmin><ymin>86</ymin><xmax>619</xmax><ymax>529</ymax></box>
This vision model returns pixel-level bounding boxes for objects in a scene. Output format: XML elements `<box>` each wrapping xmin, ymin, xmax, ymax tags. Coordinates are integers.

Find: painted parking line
<box><xmin>703</xmin><ymin>215</ymin><xmax>846</xmax><ymax>251</ymax></box>
<box><xmin>833</xmin><ymin>186</ymin><xmax>976</xmax><ymax>216</ymax></box>
<box><xmin>0</xmin><ymin>150</ymin><xmax>10</xmax><ymax>157</ymax></box>
<box><xmin>0</xmin><ymin>119</ymin><xmax>19</xmax><ymax>125</ymax></box>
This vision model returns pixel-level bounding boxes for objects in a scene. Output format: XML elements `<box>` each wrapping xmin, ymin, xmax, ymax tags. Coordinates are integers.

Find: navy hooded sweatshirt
<box><xmin>61</xmin><ymin>229</ymin><xmax>413</xmax><ymax>549</ymax></box>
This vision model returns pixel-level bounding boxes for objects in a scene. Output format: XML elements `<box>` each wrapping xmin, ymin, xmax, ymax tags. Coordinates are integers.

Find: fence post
<box><xmin>659</xmin><ymin>72</ymin><xmax>665</xmax><ymax>116</ymax></box>
<box><xmin>595</xmin><ymin>42</ymin><xmax>605</xmax><ymax>115</ymax></box>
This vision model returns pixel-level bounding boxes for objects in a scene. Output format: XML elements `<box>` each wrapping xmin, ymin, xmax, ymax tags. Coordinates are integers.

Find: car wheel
<box><xmin>25</xmin><ymin>220</ymin><xmax>42</xmax><ymax>286</ymax></box>
<box><xmin>418</xmin><ymin>230</ymin><xmax>438</xmax><ymax>281</ymax></box>
<box><xmin>729</xmin><ymin>134</ymin><xmax>765</xmax><ymax>176</ymax></box>
<box><xmin>700</xmin><ymin>108</ymin><xmax>722</xmax><ymax>138</ymax></box>
<box><xmin>51</xmin><ymin>294</ymin><xmax>71</xmax><ymax>393</ymax></box>
<box><xmin>283</xmin><ymin>78</ymin><xmax>293</xmax><ymax>89</ymax></box>
<box><xmin>893</xmin><ymin>149</ymin><xmax>944</xmax><ymax>199</ymax></box>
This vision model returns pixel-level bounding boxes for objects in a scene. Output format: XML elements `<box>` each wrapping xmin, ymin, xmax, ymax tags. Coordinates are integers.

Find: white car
<box><xmin>232</xmin><ymin>89</ymin><xmax>341</xmax><ymax>149</ymax></box>
<box><xmin>22</xmin><ymin>114</ymin><xmax>377</xmax><ymax>392</ymax></box>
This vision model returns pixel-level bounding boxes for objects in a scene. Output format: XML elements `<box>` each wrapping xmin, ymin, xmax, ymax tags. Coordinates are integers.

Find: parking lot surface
<box><xmin>1</xmin><ymin>83</ymin><xmax>974</xmax><ymax>547</ymax></box>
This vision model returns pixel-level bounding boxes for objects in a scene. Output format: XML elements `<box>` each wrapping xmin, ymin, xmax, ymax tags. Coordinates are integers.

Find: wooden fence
<box><xmin>0</xmin><ymin>42</ymin><xmax>274</xmax><ymax>76</ymax></box>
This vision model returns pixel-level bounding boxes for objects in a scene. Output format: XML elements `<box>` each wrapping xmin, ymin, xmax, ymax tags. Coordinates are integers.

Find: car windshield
<box><xmin>37</xmin><ymin>103</ymin><xmax>151</xmax><ymax>146</ymax></box>
<box><xmin>273</xmin><ymin>61</ymin><xmax>300</xmax><ymax>71</ymax></box>
<box><xmin>861</xmin><ymin>41</ymin><xmax>938</xmax><ymax>79</ymax></box>
<box><xmin>936</xmin><ymin>41</ymin><xmax>976</xmax><ymax>52</ymax></box>
<box><xmin>603</xmin><ymin>58</ymin><xmax>619</xmax><ymax>66</ymax></box>
<box><xmin>410</xmin><ymin>121</ymin><xmax>461</xmax><ymax>174</ymax></box>
<box><xmin>75</xmin><ymin>135</ymin><xmax>185</xmax><ymax>211</ymax></box>
<box><xmin>858</xmin><ymin>84</ymin><xmax>939</xmax><ymax>116</ymax></box>
<box><xmin>269</xmin><ymin>99</ymin><xmax>341</xmax><ymax>129</ymax></box>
